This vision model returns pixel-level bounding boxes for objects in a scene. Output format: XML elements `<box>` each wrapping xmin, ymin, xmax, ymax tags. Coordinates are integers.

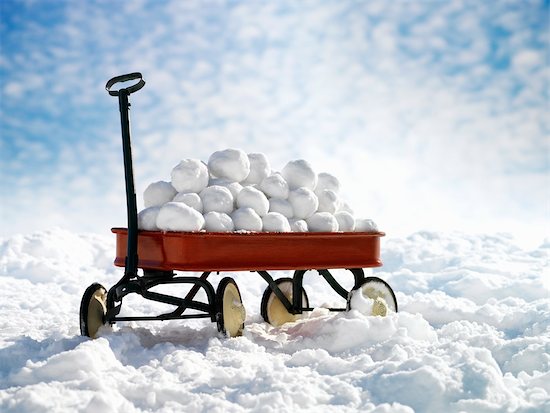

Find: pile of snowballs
<box><xmin>138</xmin><ymin>149</ymin><xmax>378</xmax><ymax>233</ymax></box>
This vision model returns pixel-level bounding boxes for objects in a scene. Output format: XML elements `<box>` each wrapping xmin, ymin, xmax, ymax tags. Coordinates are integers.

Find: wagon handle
<box><xmin>106</xmin><ymin>72</ymin><xmax>145</xmax><ymax>96</ymax></box>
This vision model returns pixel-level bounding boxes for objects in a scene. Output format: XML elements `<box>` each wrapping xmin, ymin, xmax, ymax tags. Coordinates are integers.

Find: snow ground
<box><xmin>0</xmin><ymin>229</ymin><xmax>548</xmax><ymax>412</ymax></box>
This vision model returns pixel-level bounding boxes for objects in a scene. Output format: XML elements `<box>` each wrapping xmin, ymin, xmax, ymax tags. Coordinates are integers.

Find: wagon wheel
<box><xmin>347</xmin><ymin>276</ymin><xmax>397</xmax><ymax>316</ymax></box>
<box><xmin>261</xmin><ymin>277</ymin><xmax>309</xmax><ymax>327</ymax></box>
<box><xmin>80</xmin><ymin>283</ymin><xmax>107</xmax><ymax>338</ymax></box>
<box><xmin>216</xmin><ymin>277</ymin><xmax>246</xmax><ymax>337</ymax></box>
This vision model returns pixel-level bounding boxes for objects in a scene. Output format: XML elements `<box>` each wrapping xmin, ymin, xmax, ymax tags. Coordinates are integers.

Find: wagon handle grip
<box><xmin>106</xmin><ymin>72</ymin><xmax>145</xmax><ymax>96</ymax></box>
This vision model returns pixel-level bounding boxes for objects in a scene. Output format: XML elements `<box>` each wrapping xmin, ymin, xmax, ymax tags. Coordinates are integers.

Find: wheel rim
<box><xmin>86</xmin><ymin>287</ymin><xmax>107</xmax><ymax>338</ymax></box>
<box><xmin>220</xmin><ymin>281</ymin><xmax>246</xmax><ymax>337</ymax></box>
<box><xmin>349</xmin><ymin>277</ymin><xmax>397</xmax><ymax>316</ymax></box>
<box><xmin>266</xmin><ymin>280</ymin><xmax>307</xmax><ymax>327</ymax></box>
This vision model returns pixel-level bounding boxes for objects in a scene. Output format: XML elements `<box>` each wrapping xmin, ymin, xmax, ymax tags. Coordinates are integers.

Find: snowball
<box><xmin>287</xmin><ymin>188</ymin><xmax>319</xmax><ymax>219</ymax></box>
<box><xmin>138</xmin><ymin>206</ymin><xmax>161</xmax><ymax>230</ymax></box>
<box><xmin>317</xmin><ymin>189</ymin><xmax>340</xmax><ymax>214</ymax></box>
<box><xmin>231</xmin><ymin>207</ymin><xmax>263</xmax><ymax>232</ymax></box>
<box><xmin>208</xmin><ymin>149</ymin><xmax>250</xmax><ymax>182</ymax></box>
<box><xmin>156</xmin><ymin>202</ymin><xmax>204</xmax><ymax>232</ymax></box>
<box><xmin>170</xmin><ymin>159</ymin><xmax>209</xmax><ymax>194</ymax></box>
<box><xmin>242</xmin><ymin>153</ymin><xmax>271</xmax><ymax>185</ymax></box>
<box><xmin>314</xmin><ymin>172</ymin><xmax>340</xmax><ymax>195</ymax></box>
<box><xmin>143</xmin><ymin>181</ymin><xmax>177</xmax><ymax>208</ymax></box>
<box><xmin>281</xmin><ymin>159</ymin><xmax>317</xmax><ymax>190</ymax></box>
<box><xmin>289</xmin><ymin>218</ymin><xmax>308</xmax><ymax>232</ymax></box>
<box><xmin>268</xmin><ymin>198</ymin><xmax>293</xmax><ymax>219</ymax></box>
<box><xmin>260</xmin><ymin>173</ymin><xmax>289</xmax><ymax>199</ymax></box>
<box><xmin>355</xmin><ymin>218</ymin><xmax>378</xmax><ymax>232</ymax></box>
<box><xmin>338</xmin><ymin>201</ymin><xmax>354</xmax><ymax>215</ymax></box>
<box><xmin>203</xmin><ymin>212</ymin><xmax>234</xmax><ymax>232</ymax></box>
<box><xmin>173</xmin><ymin>192</ymin><xmax>203</xmax><ymax>213</ymax></box>
<box><xmin>306</xmin><ymin>212</ymin><xmax>339</xmax><ymax>232</ymax></box>
<box><xmin>334</xmin><ymin>211</ymin><xmax>355</xmax><ymax>232</ymax></box>
<box><xmin>209</xmin><ymin>178</ymin><xmax>243</xmax><ymax>200</ymax></box>
<box><xmin>262</xmin><ymin>212</ymin><xmax>291</xmax><ymax>232</ymax></box>
<box><xmin>237</xmin><ymin>186</ymin><xmax>269</xmax><ymax>217</ymax></box>
<box><xmin>199</xmin><ymin>186</ymin><xmax>234</xmax><ymax>214</ymax></box>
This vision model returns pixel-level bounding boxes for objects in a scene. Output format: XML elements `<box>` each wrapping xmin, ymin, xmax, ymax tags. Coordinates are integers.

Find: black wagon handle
<box><xmin>105</xmin><ymin>72</ymin><xmax>145</xmax><ymax>96</ymax></box>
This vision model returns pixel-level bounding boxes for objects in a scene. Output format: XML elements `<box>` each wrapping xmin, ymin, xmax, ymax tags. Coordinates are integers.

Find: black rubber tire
<box><xmin>347</xmin><ymin>276</ymin><xmax>398</xmax><ymax>314</ymax></box>
<box><xmin>216</xmin><ymin>277</ymin><xmax>245</xmax><ymax>337</ymax></box>
<box><xmin>260</xmin><ymin>277</ymin><xmax>309</xmax><ymax>326</ymax></box>
<box><xmin>80</xmin><ymin>283</ymin><xmax>107</xmax><ymax>338</ymax></box>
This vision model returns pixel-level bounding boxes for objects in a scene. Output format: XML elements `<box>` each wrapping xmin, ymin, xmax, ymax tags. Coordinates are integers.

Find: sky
<box><xmin>0</xmin><ymin>0</ymin><xmax>549</xmax><ymax>247</ymax></box>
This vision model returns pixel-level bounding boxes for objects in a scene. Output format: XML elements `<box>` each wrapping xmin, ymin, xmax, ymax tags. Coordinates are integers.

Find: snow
<box><xmin>306</xmin><ymin>212</ymin><xmax>339</xmax><ymax>232</ymax></box>
<box><xmin>268</xmin><ymin>198</ymin><xmax>294</xmax><ymax>219</ymax></box>
<box><xmin>0</xmin><ymin>229</ymin><xmax>549</xmax><ymax>412</ymax></box>
<box><xmin>335</xmin><ymin>211</ymin><xmax>355</xmax><ymax>232</ymax></box>
<box><xmin>170</xmin><ymin>159</ymin><xmax>209</xmax><ymax>194</ymax></box>
<box><xmin>288</xmin><ymin>187</ymin><xmax>319</xmax><ymax>220</ymax></box>
<box><xmin>236</xmin><ymin>187</ymin><xmax>269</xmax><ymax>217</ymax></box>
<box><xmin>317</xmin><ymin>189</ymin><xmax>340</xmax><ymax>214</ymax></box>
<box><xmin>137</xmin><ymin>206</ymin><xmax>161</xmax><ymax>231</ymax></box>
<box><xmin>173</xmin><ymin>192</ymin><xmax>203</xmax><ymax>213</ymax></box>
<box><xmin>203</xmin><ymin>212</ymin><xmax>235</xmax><ymax>232</ymax></box>
<box><xmin>156</xmin><ymin>202</ymin><xmax>205</xmax><ymax>232</ymax></box>
<box><xmin>281</xmin><ymin>159</ymin><xmax>318</xmax><ymax>190</ymax></box>
<box><xmin>208</xmin><ymin>149</ymin><xmax>250</xmax><ymax>182</ymax></box>
<box><xmin>262</xmin><ymin>212</ymin><xmax>291</xmax><ymax>233</ymax></box>
<box><xmin>314</xmin><ymin>172</ymin><xmax>341</xmax><ymax>196</ymax></box>
<box><xmin>260</xmin><ymin>173</ymin><xmax>289</xmax><ymax>199</ymax></box>
<box><xmin>242</xmin><ymin>153</ymin><xmax>271</xmax><ymax>185</ymax></box>
<box><xmin>289</xmin><ymin>219</ymin><xmax>309</xmax><ymax>233</ymax></box>
<box><xmin>199</xmin><ymin>186</ymin><xmax>234</xmax><ymax>215</ymax></box>
<box><xmin>355</xmin><ymin>218</ymin><xmax>379</xmax><ymax>233</ymax></box>
<box><xmin>142</xmin><ymin>181</ymin><xmax>177</xmax><ymax>208</ymax></box>
<box><xmin>231</xmin><ymin>207</ymin><xmax>263</xmax><ymax>232</ymax></box>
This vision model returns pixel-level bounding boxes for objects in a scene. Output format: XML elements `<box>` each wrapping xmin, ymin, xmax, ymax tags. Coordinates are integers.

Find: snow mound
<box><xmin>143</xmin><ymin>181</ymin><xmax>177</xmax><ymax>208</ymax></box>
<box><xmin>208</xmin><ymin>148</ymin><xmax>250</xmax><ymax>182</ymax></box>
<box><xmin>156</xmin><ymin>202</ymin><xmax>205</xmax><ymax>231</ymax></box>
<box><xmin>170</xmin><ymin>159</ymin><xmax>209</xmax><ymax>194</ymax></box>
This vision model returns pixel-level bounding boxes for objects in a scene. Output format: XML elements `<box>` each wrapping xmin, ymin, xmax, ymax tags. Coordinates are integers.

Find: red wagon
<box><xmin>79</xmin><ymin>74</ymin><xmax>398</xmax><ymax>339</ymax></box>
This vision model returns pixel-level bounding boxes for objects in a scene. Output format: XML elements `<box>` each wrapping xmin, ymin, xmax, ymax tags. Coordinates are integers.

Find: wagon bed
<box><xmin>112</xmin><ymin>228</ymin><xmax>384</xmax><ymax>272</ymax></box>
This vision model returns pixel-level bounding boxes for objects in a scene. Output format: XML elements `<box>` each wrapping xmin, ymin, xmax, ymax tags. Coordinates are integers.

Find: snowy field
<box><xmin>0</xmin><ymin>228</ymin><xmax>548</xmax><ymax>412</ymax></box>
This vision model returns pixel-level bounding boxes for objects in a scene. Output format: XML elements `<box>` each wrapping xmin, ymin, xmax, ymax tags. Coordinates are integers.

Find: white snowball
<box><xmin>338</xmin><ymin>201</ymin><xmax>354</xmax><ymax>215</ymax></box>
<box><xmin>317</xmin><ymin>189</ymin><xmax>340</xmax><ymax>214</ymax></box>
<box><xmin>208</xmin><ymin>148</ymin><xmax>250</xmax><ymax>182</ymax></box>
<box><xmin>203</xmin><ymin>211</ymin><xmax>235</xmax><ymax>232</ymax></box>
<box><xmin>199</xmin><ymin>185</ymin><xmax>234</xmax><ymax>214</ymax></box>
<box><xmin>231</xmin><ymin>207</ymin><xmax>263</xmax><ymax>232</ymax></box>
<box><xmin>237</xmin><ymin>186</ymin><xmax>269</xmax><ymax>217</ymax></box>
<box><xmin>173</xmin><ymin>192</ymin><xmax>203</xmax><ymax>213</ymax></box>
<box><xmin>281</xmin><ymin>159</ymin><xmax>317</xmax><ymax>190</ymax></box>
<box><xmin>287</xmin><ymin>188</ymin><xmax>319</xmax><ymax>219</ymax></box>
<box><xmin>334</xmin><ymin>211</ymin><xmax>355</xmax><ymax>232</ymax></box>
<box><xmin>355</xmin><ymin>218</ymin><xmax>378</xmax><ymax>232</ymax></box>
<box><xmin>242</xmin><ymin>153</ymin><xmax>271</xmax><ymax>185</ymax></box>
<box><xmin>306</xmin><ymin>212</ymin><xmax>339</xmax><ymax>232</ymax></box>
<box><xmin>209</xmin><ymin>178</ymin><xmax>243</xmax><ymax>200</ymax></box>
<box><xmin>314</xmin><ymin>172</ymin><xmax>340</xmax><ymax>195</ymax></box>
<box><xmin>138</xmin><ymin>206</ymin><xmax>161</xmax><ymax>230</ymax></box>
<box><xmin>289</xmin><ymin>219</ymin><xmax>308</xmax><ymax>232</ymax></box>
<box><xmin>262</xmin><ymin>212</ymin><xmax>291</xmax><ymax>232</ymax></box>
<box><xmin>143</xmin><ymin>181</ymin><xmax>177</xmax><ymax>208</ymax></box>
<box><xmin>170</xmin><ymin>159</ymin><xmax>209</xmax><ymax>194</ymax></box>
<box><xmin>260</xmin><ymin>173</ymin><xmax>289</xmax><ymax>199</ymax></box>
<box><xmin>156</xmin><ymin>202</ymin><xmax>205</xmax><ymax>232</ymax></box>
<box><xmin>269</xmin><ymin>198</ymin><xmax>293</xmax><ymax>218</ymax></box>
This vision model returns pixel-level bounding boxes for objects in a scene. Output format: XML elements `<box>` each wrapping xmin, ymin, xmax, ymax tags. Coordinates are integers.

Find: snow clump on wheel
<box><xmin>137</xmin><ymin>149</ymin><xmax>378</xmax><ymax>233</ymax></box>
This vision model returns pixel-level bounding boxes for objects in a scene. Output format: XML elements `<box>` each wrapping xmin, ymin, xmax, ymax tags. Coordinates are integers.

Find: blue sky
<box><xmin>1</xmin><ymin>0</ymin><xmax>548</xmax><ymax>247</ymax></box>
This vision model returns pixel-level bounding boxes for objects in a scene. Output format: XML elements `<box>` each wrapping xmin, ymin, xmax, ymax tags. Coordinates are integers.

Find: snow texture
<box><xmin>355</xmin><ymin>218</ymin><xmax>379</xmax><ymax>233</ymax></box>
<box><xmin>199</xmin><ymin>186</ymin><xmax>234</xmax><ymax>215</ymax></box>
<box><xmin>156</xmin><ymin>202</ymin><xmax>205</xmax><ymax>232</ymax></box>
<box><xmin>260</xmin><ymin>173</ymin><xmax>289</xmax><ymax>199</ymax></box>
<box><xmin>335</xmin><ymin>211</ymin><xmax>356</xmax><ymax>232</ymax></box>
<box><xmin>137</xmin><ymin>206</ymin><xmax>161</xmax><ymax>231</ymax></box>
<box><xmin>288</xmin><ymin>187</ymin><xmax>319</xmax><ymax>220</ymax></box>
<box><xmin>268</xmin><ymin>198</ymin><xmax>294</xmax><ymax>219</ymax></box>
<box><xmin>281</xmin><ymin>159</ymin><xmax>318</xmax><ymax>190</ymax></box>
<box><xmin>203</xmin><ymin>212</ymin><xmax>234</xmax><ymax>232</ymax></box>
<box><xmin>237</xmin><ymin>187</ymin><xmax>269</xmax><ymax>217</ymax></box>
<box><xmin>289</xmin><ymin>218</ymin><xmax>309</xmax><ymax>232</ymax></box>
<box><xmin>262</xmin><ymin>212</ymin><xmax>291</xmax><ymax>233</ymax></box>
<box><xmin>170</xmin><ymin>159</ymin><xmax>209</xmax><ymax>194</ymax></box>
<box><xmin>317</xmin><ymin>189</ymin><xmax>340</xmax><ymax>214</ymax></box>
<box><xmin>0</xmin><ymin>229</ymin><xmax>548</xmax><ymax>413</ymax></box>
<box><xmin>306</xmin><ymin>212</ymin><xmax>339</xmax><ymax>232</ymax></box>
<box><xmin>242</xmin><ymin>153</ymin><xmax>271</xmax><ymax>185</ymax></box>
<box><xmin>315</xmin><ymin>172</ymin><xmax>341</xmax><ymax>195</ymax></box>
<box><xmin>208</xmin><ymin>178</ymin><xmax>243</xmax><ymax>200</ymax></box>
<box><xmin>173</xmin><ymin>192</ymin><xmax>203</xmax><ymax>213</ymax></box>
<box><xmin>231</xmin><ymin>207</ymin><xmax>263</xmax><ymax>232</ymax></box>
<box><xmin>208</xmin><ymin>149</ymin><xmax>250</xmax><ymax>182</ymax></box>
<box><xmin>143</xmin><ymin>181</ymin><xmax>177</xmax><ymax>208</ymax></box>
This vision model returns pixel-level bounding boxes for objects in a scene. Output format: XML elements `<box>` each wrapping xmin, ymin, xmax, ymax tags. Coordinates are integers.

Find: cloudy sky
<box><xmin>1</xmin><ymin>0</ymin><xmax>548</xmax><ymax>247</ymax></box>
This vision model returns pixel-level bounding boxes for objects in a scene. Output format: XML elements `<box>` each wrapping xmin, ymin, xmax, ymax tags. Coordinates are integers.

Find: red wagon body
<box><xmin>112</xmin><ymin>228</ymin><xmax>384</xmax><ymax>272</ymax></box>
